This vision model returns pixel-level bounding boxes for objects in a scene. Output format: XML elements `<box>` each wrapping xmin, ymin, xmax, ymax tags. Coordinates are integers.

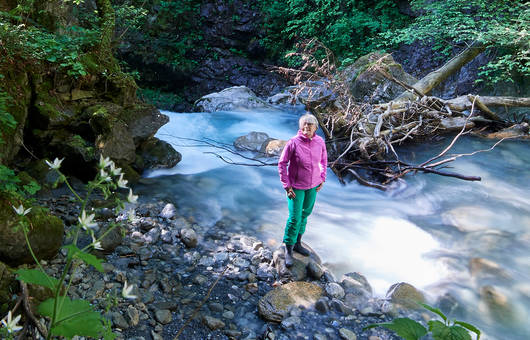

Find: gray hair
<box><xmin>298</xmin><ymin>113</ymin><xmax>318</xmax><ymax>128</ymax></box>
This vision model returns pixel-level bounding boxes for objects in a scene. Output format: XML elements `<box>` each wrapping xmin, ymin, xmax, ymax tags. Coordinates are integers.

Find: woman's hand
<box><xmin>286</xmin><ymin>187</ymin><xmax>296</xmax><ymax>199</ymax></box>
<box><xmin>316</xmin><ymin>182</ymin><xmax>324</xmax><ymax>192</ymax></box>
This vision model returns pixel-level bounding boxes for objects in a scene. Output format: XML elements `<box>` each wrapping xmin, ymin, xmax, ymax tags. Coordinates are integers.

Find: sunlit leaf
<box><xmin>365</xmin><ymin>318</ymin><xmax>427</xmax><ymax>340</ymax></box>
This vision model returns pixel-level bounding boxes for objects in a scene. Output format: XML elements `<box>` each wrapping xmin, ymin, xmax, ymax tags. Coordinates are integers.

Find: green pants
<box><xmin>283</xmin><ymin>186</ymin><xmax>318</xmax><ymax>245</ymax></box>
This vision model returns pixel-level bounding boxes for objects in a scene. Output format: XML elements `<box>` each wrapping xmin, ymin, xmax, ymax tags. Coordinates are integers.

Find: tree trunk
<box><xmin>395</xmin><ymin>43</ymin><xmax>485</xmax><ymax>102</ymax></box>
<box><xmin>446</xmin><ymin>95</ymin><xmax>530</xmax><ymax>110</ymax></box>
<box><xmin>95</xmin><ymin>0</ymin><xmax>115</xmax><ymax>57</ymax></box>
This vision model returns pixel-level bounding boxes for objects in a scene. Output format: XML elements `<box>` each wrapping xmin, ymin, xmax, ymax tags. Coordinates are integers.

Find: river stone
<box><xmin>155</xmin><ymin>309</ymin><xmax>172</xmax><ymax>324</ymax></box>
<box><xmin>281</xmin><ymin>316</ymin><xmax>301</xmax><ymax>329</ymax></box>
<box><xmin>195</xmin><ymin>86</ymin><xmax>277</xmax><ymax>112</ymax></box>
<box><xmin>113</xmin><ymin>311</ymin><xmax>129</xmax><ymax>329</ymax></box>
<box><xmin>339</xmin><ymin>328</ymin><xmax>357</xmax><ymax>340</ymax></box>
<box><xmin>234</xmin><ymin>132</ymin><xmax>270</xmax><ymax>152</ymax></box>
<box><xmin>386</xmin><ymin>282</ymin><xmax>425</xmax><ymax>309</ymax></box>
<box><xmin>341</xmin><ymin>272</ymin><xmax>372</xmax><ymax>298</ymax></box>
<box><xmin>325</xmin><ymin>283</ymin><xmax>345</xmax><ymax>299</ymax></box>
<box><xmin>0</xmin><ymin>201</ymin><xmax>63</xmax><ymax>266</ymax></box>
<box><xmin>260</xmin><ymin>139</ymin><xmax>287</xmax><ymax>157</ymax></box>
<box><xmin>138</xmin><ymin>137</ymin><xmax>181</xmax><ymax>170</ymax></box>
<box><xmin>202</xmin><ymin>315</ymin><xmax>225</xmax><ymax>330</ymax></box>
<box><xmin>159</xmin><ymin>203</ymin><xmax>177</xmax><ymax>219</ymax></box>
<box><xmin>121</xmin><ymin>104</ymin><xmax>169</xmax><ymax>146</ymax></box>
<box><xmin>97</xmin><ymin>224</ymin><xmax>123</xmax><ymax>253</ymax></box>
<box><xmin>258</xmin><ymin>281</ymin><xmax>323</xmax><ymax>322</ymax></box>
<box><xmin>308</xmin><ymin>260</ymin><xmax>324</xmax><ymax>279</ymax></box>
<box><xmin>180</xmin><ymin>228</ymin><xmax>198</xmax><ymax>248</ymax></box>
<box><xmin>127</xmin><ymin>306</ymin><xmax>140</xmax><ymax>326</ymax></box>
<box><xmin>469</xmin><ymin>257</ymin><xmax>510</xmax><ymax>280</ymax></box>
<box><xmin>480</xmin><ymin>285</ymin><xmax>516</xmax><ymax>325</ymax></box>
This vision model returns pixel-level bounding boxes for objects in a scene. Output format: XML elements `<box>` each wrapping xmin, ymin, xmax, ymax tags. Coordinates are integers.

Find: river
<box><xmin>135</xmin><ymin>108</ymin><xmax>530</xmax><ymax>340</ymax></box>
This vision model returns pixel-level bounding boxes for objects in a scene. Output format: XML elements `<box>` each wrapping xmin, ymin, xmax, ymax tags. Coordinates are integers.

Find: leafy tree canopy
<box><xmin>380</xmin><ymin>0</ymin><xmax>530</xmax><ymax>83</ymax></box>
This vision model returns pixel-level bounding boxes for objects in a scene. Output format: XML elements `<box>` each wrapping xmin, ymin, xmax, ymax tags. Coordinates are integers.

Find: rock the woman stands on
<box><xmin>278</xmin><ymin>113</ymin><xmax>328</xmax><ymax>267</ymax></box>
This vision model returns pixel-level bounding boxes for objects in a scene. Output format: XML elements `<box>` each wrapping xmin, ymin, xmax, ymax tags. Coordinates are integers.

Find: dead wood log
<box><xmin>446</xmin><ymin>95</ymin><xmax>530</xmax><ymax>111</ymax></box>
<box><xmin>395</xmin><ymin>43</ymin><xmax>485</xmax><ymax>102</ymax></box>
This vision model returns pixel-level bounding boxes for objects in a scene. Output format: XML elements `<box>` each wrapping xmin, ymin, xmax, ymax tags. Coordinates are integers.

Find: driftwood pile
<box><xmin>275</xmin><ymin>39</ymin><xmax>530</xmax><ymax>189</ymax></box>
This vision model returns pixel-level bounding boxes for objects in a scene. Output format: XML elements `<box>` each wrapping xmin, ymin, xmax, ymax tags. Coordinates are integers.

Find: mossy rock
<box><xmin>0</xmin><ymin>195</ymin><xmax>64</xmax><ymax>266</ymax></box>
<box><xmin>0</xmin><ymin>260</ymin><xmax>17</xmax><ymax>314</ymax></box>
<box><xmin>386</xmin><ymin>282</ymin><xmax>425</xmax><ymax>310</ymax></box>
<box><xmin>258</xmin><ymin>281</ymin><xmax>323</xmax><ymax>322</ymax></box>
<box><xmin>340</xmin><ymin>52</ymin><xmax>418</xmax><ymax>103</ymax></box>
<box><xmin>138</xmin><ymin>137</ymin><xmax>181</xmax><ymax>171</ymax></box>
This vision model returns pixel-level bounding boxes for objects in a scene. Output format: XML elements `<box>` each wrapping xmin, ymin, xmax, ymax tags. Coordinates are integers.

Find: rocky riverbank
<box><xmin>27</xmin><ymin>189</ymin><xmax>436</xmax><ymax>340</ymax></box>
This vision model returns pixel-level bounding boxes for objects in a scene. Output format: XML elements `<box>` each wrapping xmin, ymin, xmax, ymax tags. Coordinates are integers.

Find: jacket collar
<box><xmin>296</xmin><ymin>129</ymin><xmax>313</xmax><ymax>141</ymax></box>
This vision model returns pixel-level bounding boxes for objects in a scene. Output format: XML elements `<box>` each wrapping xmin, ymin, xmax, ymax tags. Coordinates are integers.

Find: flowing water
<box><xmin>135</xmin><ymin>108</ymin><xmax>530</xmax><ymax>340</ymax></box>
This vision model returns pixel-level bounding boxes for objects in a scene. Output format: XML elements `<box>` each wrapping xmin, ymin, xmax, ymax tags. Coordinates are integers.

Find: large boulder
<box><xmin>194</xmin><ymin>86</ymin><xmax>278</xmax><ymax>112</ymax></box>
<box><xmin>137</xmin><ymin>137</ymin><xmax>182</xmax><ymax>171</ymax></box>
<box><xmin>258</xmin><ymin>281</ymin><xmax>323</xmax><ymax>322</ymax></box>
<box><xmin>0</xmin><ymin>197</ymin><xmax>64</xmax><ymax>266</ymax></box>
<box><xmin>234</xmin><ymin>132</ymin><xmax>270</xmax><ymax>152</ymax></box>
<box><xmin>340</xmin><ymin>52</ymin><xmax>417</xmax><ymax>103</ymax></box>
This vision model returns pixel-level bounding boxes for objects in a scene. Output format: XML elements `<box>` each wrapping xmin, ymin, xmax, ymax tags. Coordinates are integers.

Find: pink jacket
<box><xmin>278</xmin><ymin>130</ymin><xmax>328</xmax><ymax>190</ymax></box>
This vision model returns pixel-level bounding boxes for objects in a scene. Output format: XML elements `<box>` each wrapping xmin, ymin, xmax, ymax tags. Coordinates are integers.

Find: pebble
<box><xmin>308</xmin><ymin>261</ymin><xmax>324</xmax><ymax>279</ymax></box>
<box><xmin>339</xmin><ymin>328</ymin><xmax>357</xmax><ymax>340</ymax></box>
<box><xmin>222</xmin><ymin>310</ymin><xmax>235</xmax><ymax>319</ymax></box>
<box><xmin>112</xmin><ymin>312</ymin><xmax>129</xmax><ymax>329</ymax></box>
<box><xmin>203</xmin><ymin>315</ymin><xmax>225</xmax><ymax>330</ymax></box>
<box><xmin>127</xmin><ymin>306</ymin><xmax>140</xmax><ymax>326</ymax></box>
<box><xmin>315</xmin><ymin>298</ymin><xmax>330</xmax><ymax>314</ymax></box>
<box><xmin>180</xmin><ymin>228</ymin><xmax>198</xmax><ymax>248</ymax></box>
<box><xmin>155</xmin><ymin>309</ymin><xmax>172</xmax><ymax>324</ymax></box>
<box><xmin>281</xmin><ymin>316</ymin><xmax>301</xmax><ymax>329</ymax></box>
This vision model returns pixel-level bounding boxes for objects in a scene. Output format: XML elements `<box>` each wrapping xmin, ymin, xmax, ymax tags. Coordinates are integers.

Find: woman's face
<box><xmin>300</xmin><ymin>120</ymin><xmax>317</xmax><ymax>138</ymax></box>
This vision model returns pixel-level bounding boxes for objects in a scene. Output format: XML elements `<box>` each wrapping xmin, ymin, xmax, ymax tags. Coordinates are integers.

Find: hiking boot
<box><xmin>293</xmin><ymin>234</ymin><xmax>311</xmax><ymax>256</ymax></box>
<box><xmin>284</xmin><ymin>243</ymin><xmax>294</xmax><ymax>267</ymax></box>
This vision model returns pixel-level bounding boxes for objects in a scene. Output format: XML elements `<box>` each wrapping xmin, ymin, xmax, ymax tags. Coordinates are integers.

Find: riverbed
<box><xmin>135</xmin><ymin>109</ymin><xmax>530</xmax><ymax>340</ymax></box>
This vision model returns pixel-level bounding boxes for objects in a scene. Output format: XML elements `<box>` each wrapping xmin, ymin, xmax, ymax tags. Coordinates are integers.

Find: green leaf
<box><xmin>421</xmin><ymin>303</ymin><xmax>447</xmax><ymax>322</ymax></box>
<box><xmin>38</xmin><ymin>297</ymin><xmax>106</xmax><ymax>339</ymax></box>
<box><xmin>16</xmin><ymin>268</ymin><xmax>58</xmax><ymax>290</ymax></box>
<box><xmin>63</xmin><ymin>244</ymin><xmax>103</xmax><ymax>272</ymax></box>
<box><xmin>365</xmin><ymin>318</ymin><xmax>427</xmax><ymax>340</ymax></box>
<box><xmin>454</xmin><ymin>321</ymin><xmax>481</xmax><ymax>340</ymax></box>
<box><xmin>429</xmin><ymin>320</ymin><xmax>472</xmax><ymax>340</ymax></box>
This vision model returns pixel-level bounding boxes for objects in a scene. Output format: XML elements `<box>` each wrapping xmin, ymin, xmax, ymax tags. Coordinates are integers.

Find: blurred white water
<box><xmin>136</xmin><ymin>109</ymin><xmax>530</xmax><ymax>340</ymax></box>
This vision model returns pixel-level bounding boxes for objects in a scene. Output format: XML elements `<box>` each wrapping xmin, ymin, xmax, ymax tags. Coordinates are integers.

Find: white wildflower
<box><xmin>12</xmin><ymin>204</ymin><xmax>31</xmax><ymax>216</ymax></box>
<box><xmin>98</xmin><ymin>155</ymin><xmax>112</xmax><ymax>169</ymax></box>
<box><xmin>91</xmin><ymin>234</ymin><xmax>103</xmax><ymax>250</ymax></box>
<box><xmin>45</xmin><ymin>157</ymin><xmax>64</xmax><ymax>170</ymax></box>
<box><xmin>121</xmin><ymin>281</ymin><xmax>137</xmax><ymax>300</ymax></box>
<box><xmin>117</xmin><ymin>173</ymin><xmax>128</xmax><ymax>188</ymax></box>
<box><xmin>78</xmin><ymin>210</ymin><xmax>97</xmax><ymax>230</ymax></box>
<box><xmin>109</xmin><ymin>163</ymin><xmax>122</xmax><ymax>176</ymax></box>
<box><xmin>99</xmin><ymin>169</ymin><xmax>111</xmax><ymax>182</ymax></box>
<box><xmin>127</xmin><ymin>188</ymin><xmax>138</xmax><ymax>203</ymax></box>
<box><xmin>1</xmin><ymin>311</ymin><xmax>22</xmax><ymax>333</ymax></box>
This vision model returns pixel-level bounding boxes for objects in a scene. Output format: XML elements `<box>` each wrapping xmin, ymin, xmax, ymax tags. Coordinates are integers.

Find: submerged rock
<box><xmin>258</xmin><ymin>281</ymin><xmax>323</xmax><ymax>322</ymax></box>
<box><xmin>194</xmin><ymin>86</ymin><xmax>278</xmax><ymax>112</ymax></box>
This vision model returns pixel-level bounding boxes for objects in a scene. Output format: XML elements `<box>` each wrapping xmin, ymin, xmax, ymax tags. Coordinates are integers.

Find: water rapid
<box><xmin>135</xmin><ymin>109</ymin><xmax>530</xmax><ymax>340</ymax></box>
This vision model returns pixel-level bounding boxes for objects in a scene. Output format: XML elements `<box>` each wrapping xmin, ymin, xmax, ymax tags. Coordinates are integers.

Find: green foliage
<box><xmin>379</xmin><ymin>0</ymin><xmax>529</xmax><ymax>84</ymax></box>
<box><xmin>38</xmin><ymin>297</ymin><xmax>113</xmax><ymax>339</ymax></box>
<box><xmin>259</xmin><ymin>0</ymin><xmax>409</xmax><ymax>64</ymax></box>
<box><xmin>138</xmin><ymin>87</ymin><xmax>184</xmax><ymax>110</ymax></box>
<box><xmin>16</xmin><ymin>268</ymin><xmax>59</xmax><ymax>290</ymax></box>
<box><xmin>8</xmin><ymin>157</ymin><xmax>139</xmax><ymax>339</ymax></box>
<box><xmin>0</xmin><ymin>83</ymin><xmax>16</xmax><ymax>146</ymax></box>
<box><xmin>114</xmin><ymin>0</ymin><xmax>203</xmax><ymax>73</ymax></box>
<box><xmin>0</xmin><ymin>14</ymin><xmax>98</xmax><ymax>78</ymax></box>
<box><xmin>365</xmin><ymin>303</ymin><xmax>481</xmax><ymax>340</ymax></box>
<box><xmin>0</xmin><ymin>165</ymin><xmax>40</xmax><ymax>199</ymax></box>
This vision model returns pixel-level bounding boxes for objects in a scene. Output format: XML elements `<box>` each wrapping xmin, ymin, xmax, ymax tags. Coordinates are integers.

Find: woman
<box><xmin>278</xmin><ymin>113</ymin><xmax>327</xmax><ymax>267</ymax></box>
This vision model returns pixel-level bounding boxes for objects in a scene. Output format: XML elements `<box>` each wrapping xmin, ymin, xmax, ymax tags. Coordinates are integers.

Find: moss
<box><xmin>0</xmin><ymin>260</ymin><xmax>16</xmax><ymax>313</ymax></box>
